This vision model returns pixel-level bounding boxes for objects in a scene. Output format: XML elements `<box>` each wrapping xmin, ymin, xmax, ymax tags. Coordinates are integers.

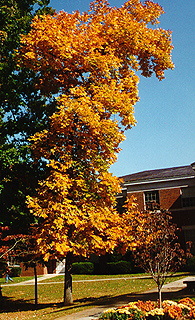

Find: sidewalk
<box><xmin>54</xmin><ymin>276</ymin><xmax>195</xmax><ymax>320</ymax></box>
<box><xmin>0</xmin><ymin>274</ymin><xmax>170</xmax><ymax>286</ymax></box>
<box><xmin>1</xmin><ymin>273</ymin><xmax>58</xmax><ymax>286</ymax></box>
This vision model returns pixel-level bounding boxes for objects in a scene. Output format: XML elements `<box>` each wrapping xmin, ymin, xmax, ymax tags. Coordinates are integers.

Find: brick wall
<box><xmin>127</xmin><ymin>188</ymin><xmax>182</xmax><ymax>212</ymax></box>
<box><xmin>159</xmin><ymin>188</ymin><xmax>181</xmax><ymax>210</ymax></box>
<box><xmin>20</xmin><ymin>263</ymin><xmax>48</xmax><ymax>276</ymax></box>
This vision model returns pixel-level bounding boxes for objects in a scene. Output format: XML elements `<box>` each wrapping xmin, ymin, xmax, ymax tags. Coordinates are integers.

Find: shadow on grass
<box><xmin>29</xmin><ymin>288</ymin><xmax>195</xmax><ymax>319</ymax></box>
<box><xmin>0</xmin><ymin>296</ymin><xmax>58</xmax><ymax>312</ymax></box>
<box><xmin>98</xmin><ymin>288</ymin><xmax>195</xmax><ymax>306</ymax></box>
<box><xmin>79</xmin><ymin>288</ymin><xmax>195</xmax><ymax>308</ymax></box>
<box><xmin>1</xmin><ymin>288</ymin><xmax>194</xmax><ymax>316</ymax></box>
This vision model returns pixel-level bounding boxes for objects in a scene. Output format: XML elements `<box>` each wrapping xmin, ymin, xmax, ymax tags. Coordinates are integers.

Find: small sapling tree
<box><xmin>130</xmin><ymin>207</ymin><xmax>191</xmax><ymax>307</ymax></box>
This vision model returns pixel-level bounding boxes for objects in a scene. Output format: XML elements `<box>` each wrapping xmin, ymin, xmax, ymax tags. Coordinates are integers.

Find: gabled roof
<box><xmin>120</xmin><ymin>164</ymin><xmax>195</xmax><ymax>185</ymax></box>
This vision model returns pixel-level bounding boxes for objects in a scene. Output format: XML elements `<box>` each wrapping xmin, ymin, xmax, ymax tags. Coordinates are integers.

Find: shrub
<box><xmin>72</xmin><ymin>262</ymin><xmax>94</xmax><ymax>274</ymax></box>
<box><xmin>185</xmin><ymin>256</ymin><xmax>195</xmax><ymax>272</ymax></box>
<box><xmin>10</xmin><ymin>266</ymin><xmax>22</xmax><ymax>277</ymax></box>
<box><xmin>107</xmin><ymin>261</ymin><xmax>133</xmax><ymax>275</ymax></box>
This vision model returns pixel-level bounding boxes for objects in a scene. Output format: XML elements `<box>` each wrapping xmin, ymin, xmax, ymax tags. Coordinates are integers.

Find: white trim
<box><xmin>126</xmin><ymin>185</ymin><xmax>188</xmax><ymax>193</ymax></box>
<box><xmin>171</xmin><ymin>206</ymin><xmax>195</xmax><ymax>212</ymax></box>
<box><xmin>124</xmin><ymin>176</ymin><xmax>195</xmax><ymax>187</ymax></box>
<box><xmin>182</xmin><ymin>225</ymin><xmax>195</xmax><ymax>230</ymax></box>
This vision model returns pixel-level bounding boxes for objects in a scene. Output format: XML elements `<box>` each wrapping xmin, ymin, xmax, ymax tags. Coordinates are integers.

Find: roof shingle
<box><xmin>120</xmin><ymin>164</ymin><xmax>195</xmax><ymax>184</ymax></box>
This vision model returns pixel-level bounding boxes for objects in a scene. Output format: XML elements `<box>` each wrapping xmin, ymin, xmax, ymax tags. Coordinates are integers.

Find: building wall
<box><xmin>20</xmin><ymin>264</ymin><xmax>48</xmax><ymax>276</ymax></box>
<box><xmin>172</xmin><ymin>208</ymin><xmax>195</xmax><ymax>228</ymax></box>
<box><xmin>127</xmin><ymin>188</ymin><xmax>182</xmax><ymax>212</ymax></box>
<box><xmin>120</xmin><ymin>166</ymin><xmax>195</xmax><ymax>254</ymax></box>
<box><xmin>124</xmin><ymin>186</ymin><xmax>195</xmax><ymax>254</ymax></box>
<box><xmin>159</xmin><ymin>188</ymin><xmax>181</xmax><ymax>210</ymax></box>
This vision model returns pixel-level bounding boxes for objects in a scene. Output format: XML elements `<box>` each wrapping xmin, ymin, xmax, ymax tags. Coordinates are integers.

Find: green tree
<box><xmin>0</xmin><ymin>2</ymin><xmax>58</xmax><ymax>305</ymax></box>
<box><xmin>0</xmin><ymin>0</ymin><xmax>55</xmax><ymax>230</ymax></box>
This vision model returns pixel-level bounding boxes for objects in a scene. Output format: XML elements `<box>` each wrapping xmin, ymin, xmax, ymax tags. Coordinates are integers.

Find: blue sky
<box><xmin>49</xmin><ymin>0</ymin><xmax>195</xmax><ymax>176</ymax></box>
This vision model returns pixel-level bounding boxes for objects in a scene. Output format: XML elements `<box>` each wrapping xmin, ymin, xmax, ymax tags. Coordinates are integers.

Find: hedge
<box><xmin>72</xmin><ymin>262</ymin><xmax>94</xmax><ymax>274</ymax></box>
<box><xmin>106</xmin><ymin>260</ymin><xmax>133</xmax><ymax>275</ymax></box>
<box><xmin>10</xmin><ymin>267</ymin><xmax>22</xmax><ymax>277</ymax></box>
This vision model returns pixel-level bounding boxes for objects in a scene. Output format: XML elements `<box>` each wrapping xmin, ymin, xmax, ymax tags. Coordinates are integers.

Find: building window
<box><xmin>182</xmin><ymin>197</ymin><xmax>195</xmax><ymax>208</ymax></box>
<box><xmin>181</xmin><ymin>187</ymin><xmax>195</xmax><ymax>208</ymax></box>
<box><xmin>144</xmin><ymin>190</ymin><xmax>160</xmax><ymax>210</ymax></box>
<box><xmin>183</xmin><ymin>226</ymin><xmax>195</xmax><ymax>255</ymax></box>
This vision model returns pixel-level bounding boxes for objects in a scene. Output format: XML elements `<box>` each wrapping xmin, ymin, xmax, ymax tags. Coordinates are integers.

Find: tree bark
<box><xmin>34</xmin><ymin>264</ymin><xmax>38</xmax><ymax>307</ymax></box>
<box><xmin>158</xmin><ymin>286</ymin><xmax>162</xmax><ymax>308</ymax></box>
<box><xmin>63</xmin><ymin>252</ymin><xmax>73</xmax><ymax>305</ymax></box>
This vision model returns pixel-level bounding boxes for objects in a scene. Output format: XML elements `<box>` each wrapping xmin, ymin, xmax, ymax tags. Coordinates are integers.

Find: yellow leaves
<box><xmin>18</xmin><ymin>0</ymin><xmax>174</xmax><ymax>92</ymax></box>
<box><xmin>24</xmin><ymin>51</ymin><xmax>36</xmax><ymax>60</ymax></box>
<box><xmin>27</xmin><ymin>166</ymin><xmax>139</xmax><ymax>258</ymax></box>
<box><xmin>26</xmin><ymin>195</ymin><xmax>46</xmax><ymax>218</ymax></box>
<box><xmin>0</xmin><ymin>30</ymin><xmax>7</xmax><ymax>43</ymax></box>
<box><xmin>123</xmin><ymin>0</ymin><xmax>165</xmax><ymax>25</ymax></box>
<box><xmin>21</xmin><ymin>0</ymin><xmax>174</xmax><ymax>260</ymax></box>
<box><xmin>55</xmin><ymin>242</ymin><xmax>70</xmax><ymax>255</ymax></box>
<box><xmin>86</xmin><ymin>48</ymin><xmax>121</xmax><ymax>78</ymax></box>
<box><xmin>98</xmin><ymin>172</ymin><xmax>122</xmax><ymax>194</ymax></box>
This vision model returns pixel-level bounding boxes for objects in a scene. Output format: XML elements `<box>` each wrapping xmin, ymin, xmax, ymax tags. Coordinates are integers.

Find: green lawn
<box><xmin>39</xmin><ymin>273</ymin><xmax>150</xmax><ymax>282</ymax></box>
<box><xmin>0</xmin><ymin>273</ymin><xmax>192</xmax><ymax>320</ymax></box>
<box><xmin>0</xmin><ymin>276</ymin><xmax>34</xmax><ymax>285</ymax></box>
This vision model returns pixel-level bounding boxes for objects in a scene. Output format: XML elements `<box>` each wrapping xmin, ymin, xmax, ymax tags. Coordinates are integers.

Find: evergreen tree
<box><xmin>0</xmin><ymin>0</ymin><xmax>54</xmax><ymax>230</ymax></box>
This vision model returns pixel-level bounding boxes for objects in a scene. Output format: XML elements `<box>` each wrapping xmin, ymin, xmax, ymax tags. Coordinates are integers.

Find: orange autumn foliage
<box><xmin>18</xmin><ymin>0</ymin><xmax>174</xmax><ymax>260</ymax></box>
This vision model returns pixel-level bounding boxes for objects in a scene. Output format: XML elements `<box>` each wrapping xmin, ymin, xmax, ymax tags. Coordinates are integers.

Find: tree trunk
<box><xmin>63</xmin><ymin>252</ymin><xmax>73</xmax><ymax>305</ymax></box>
<box><xmin>34</xmin><ymin>264</ymin><xmax>38</xmax><ymax>307</ymax></box>
<box><xmin>158</xmin><ymin>286</ymin><xmax>162</xmax><ymax>308</ymax></box>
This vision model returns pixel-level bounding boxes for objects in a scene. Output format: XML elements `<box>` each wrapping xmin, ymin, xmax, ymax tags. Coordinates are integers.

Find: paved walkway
<box><xmin>1</xmin><ymin>274</ymin><xmax>154</xmax><ymax>286</ymax></box>
<box><xmin>1</xmin><ymin>273</ymin><xmax>58</xmax><ymax>286</ymax></box>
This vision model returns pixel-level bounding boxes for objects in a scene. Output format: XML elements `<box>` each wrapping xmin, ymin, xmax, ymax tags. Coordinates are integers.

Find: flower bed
<box><xmin>98</xmin><ymin>298</ymin><xmax>195</xmax><ymax>320</ymax></box>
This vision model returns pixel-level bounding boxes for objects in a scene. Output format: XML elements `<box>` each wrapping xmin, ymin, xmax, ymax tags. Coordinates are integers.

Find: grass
<box><xmin>39</xmin><ymin>273</ymin><xmax>151</xmax><ymax>283</ymax></box>
<box><xmin>0</xmin><ymin>273</ymin><xmax>193</xmax><ymax>320</ymax></box>
<box><xmin>0</xmin><ymin>276</ymin><xmax>35</xmax><ymax>285</ymax></box>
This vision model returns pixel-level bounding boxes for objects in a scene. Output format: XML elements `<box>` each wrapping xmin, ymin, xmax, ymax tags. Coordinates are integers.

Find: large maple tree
<box><xmin>18</xmin><ymin>0</ymin><xmax>174</xmax><ymax>305</ymax></box>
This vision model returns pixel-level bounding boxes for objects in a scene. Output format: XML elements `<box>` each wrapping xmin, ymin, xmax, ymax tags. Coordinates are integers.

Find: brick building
<box><xmin>117</xmin><ymin>162</ymin><xmax>195</xmax><ymax>254</ymax></box>
<box><xmin>19</xmin><ymin>163</ymin><xmax>195</xmax><ymax>275</ymax></box>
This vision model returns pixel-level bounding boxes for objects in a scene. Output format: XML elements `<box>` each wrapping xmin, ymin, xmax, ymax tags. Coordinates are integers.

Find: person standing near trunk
<box><xmin>4</xmin><ymin>266</ymin><xmax>13</xmax><ymax>283</ymax></box>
